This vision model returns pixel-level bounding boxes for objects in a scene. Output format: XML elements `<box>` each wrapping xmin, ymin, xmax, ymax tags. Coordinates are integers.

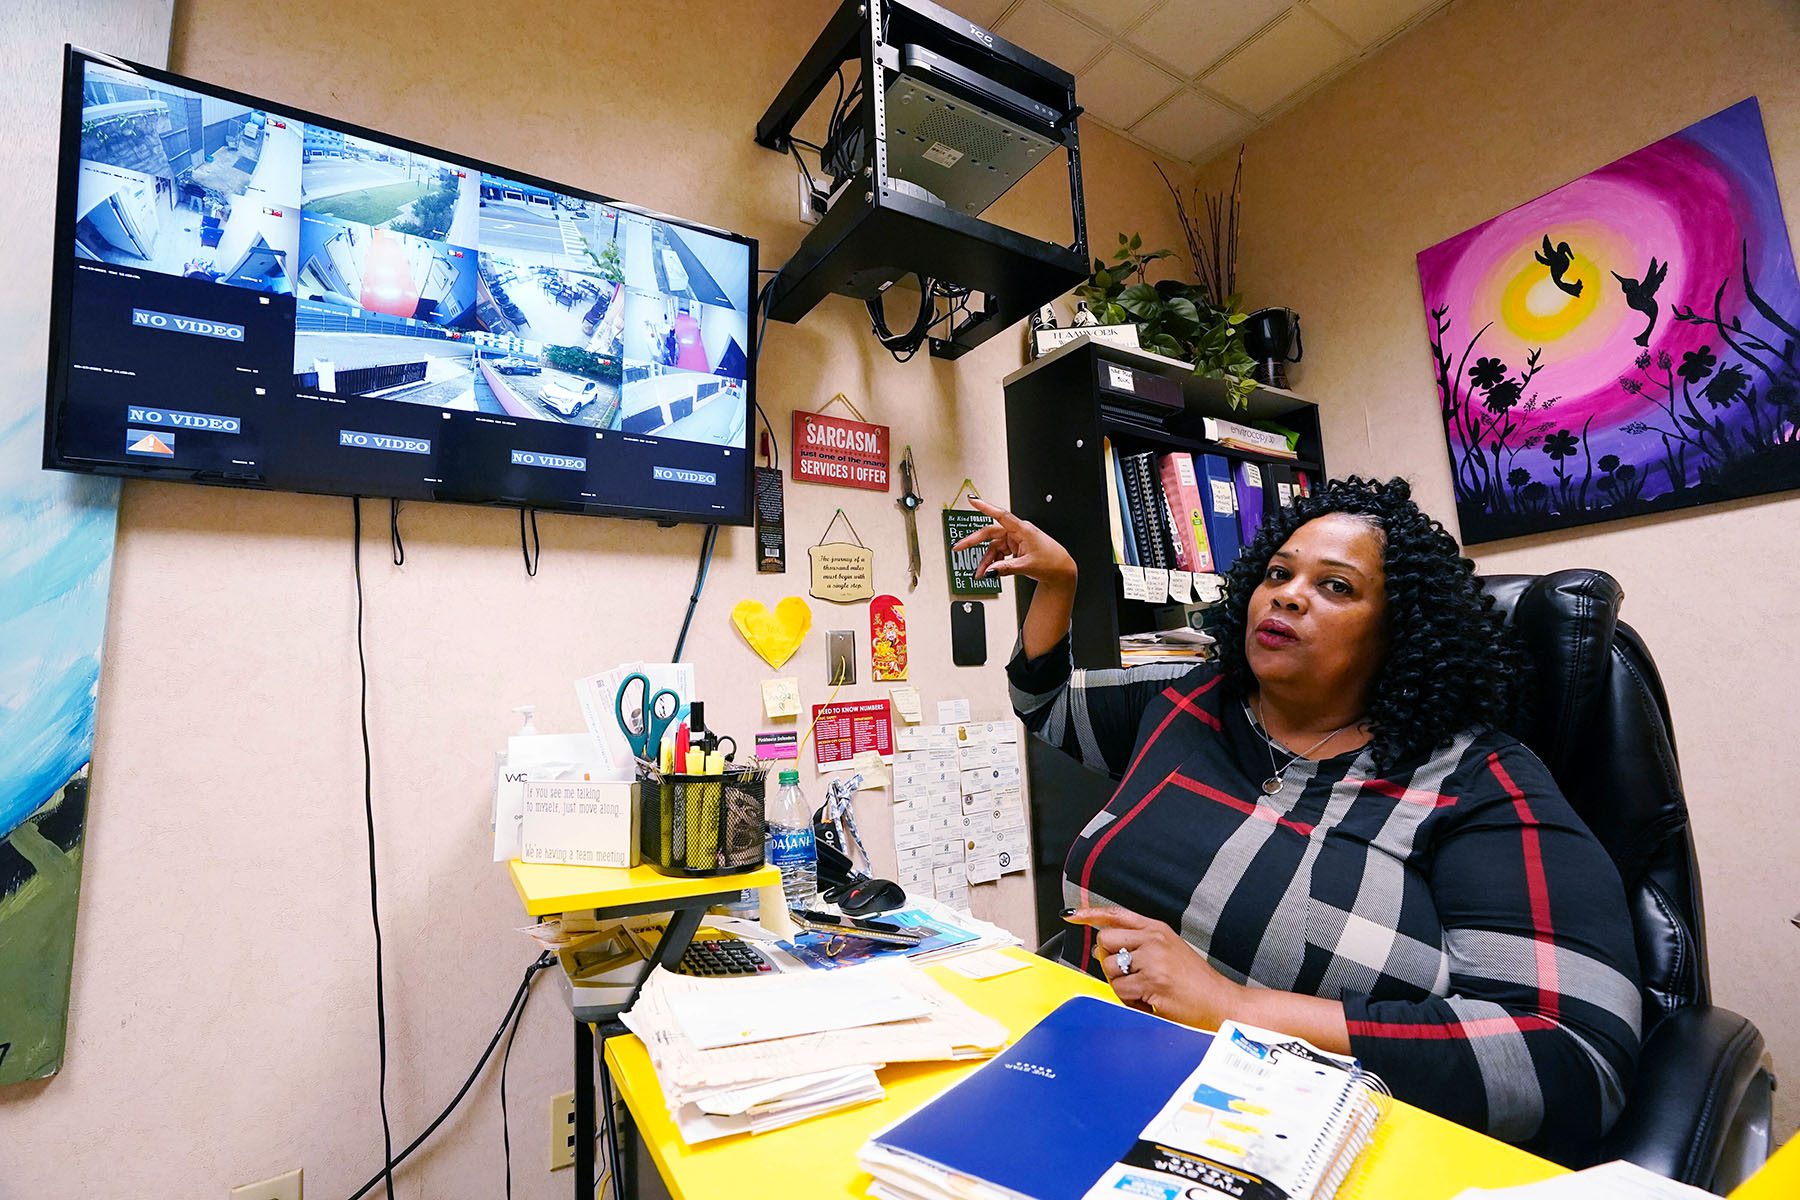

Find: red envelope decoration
<box><xmin>870</xmin><ymin>594</ymin><xmax>907</xmax><ymax>681</ymax></box>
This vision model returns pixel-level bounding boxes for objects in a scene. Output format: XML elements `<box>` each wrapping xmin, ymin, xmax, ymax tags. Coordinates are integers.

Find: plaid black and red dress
<box><xmin>1010</xmin><ymin>636</ymin><xmax>1642</xmax><ymax>1161</ymax></box>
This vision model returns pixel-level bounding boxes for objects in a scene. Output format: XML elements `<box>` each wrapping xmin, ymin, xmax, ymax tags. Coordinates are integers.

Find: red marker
<box><xmin>674</xmin><ymin>721</ymin><xmax>690</xmax><ymax>770</ymax></box>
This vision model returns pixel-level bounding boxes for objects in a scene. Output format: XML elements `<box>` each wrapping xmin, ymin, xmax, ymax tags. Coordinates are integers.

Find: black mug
<box><xmin>1242</xmin><ymin>307</ymin><xmax>1303</xmax><ymax>389</ymax></box>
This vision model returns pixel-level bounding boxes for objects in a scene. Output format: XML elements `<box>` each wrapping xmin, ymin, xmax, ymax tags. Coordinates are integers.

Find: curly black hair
<box><xmin>1213</xmin><ymin>475</ymin><xmax>1523</xmax><ymax>769</ymax></box>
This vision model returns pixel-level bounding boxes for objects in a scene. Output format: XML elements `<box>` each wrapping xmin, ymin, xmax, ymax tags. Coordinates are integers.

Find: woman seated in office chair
<box><xmin>960</xmin><ymin>476</ymin><xmax>1640</xmax><ymax>1163</ymax></box>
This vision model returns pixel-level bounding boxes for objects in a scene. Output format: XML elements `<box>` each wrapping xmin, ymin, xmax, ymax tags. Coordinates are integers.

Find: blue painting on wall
<box><xmin>0</xmin><ymin>399</ymin><xmax>120</xmax><ymax>1083</ymax></box>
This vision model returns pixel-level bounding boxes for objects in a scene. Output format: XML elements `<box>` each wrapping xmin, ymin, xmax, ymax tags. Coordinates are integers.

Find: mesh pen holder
<box><xmin>637</xmin><ymin>761</ymin><xmax>767</xmax><ymax>878</ymax></box>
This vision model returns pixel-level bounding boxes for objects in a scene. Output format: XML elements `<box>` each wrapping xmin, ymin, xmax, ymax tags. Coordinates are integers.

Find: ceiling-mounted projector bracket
<box><xmin>755</xmin><ymin>0</ymin><xmax>1088</xmax><ymax>360</ymax></box>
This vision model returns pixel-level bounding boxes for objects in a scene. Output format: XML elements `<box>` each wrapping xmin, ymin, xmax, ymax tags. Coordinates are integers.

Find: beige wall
<box><xmin>0</xmin><ymin>2</ymin><xmax>1185</xmax><ymax>1196</ymax></box>
<box><xmin>1200</xmin><ymin>0</ymin><xmax>1800</xmax><ymax>1137</ymax></box>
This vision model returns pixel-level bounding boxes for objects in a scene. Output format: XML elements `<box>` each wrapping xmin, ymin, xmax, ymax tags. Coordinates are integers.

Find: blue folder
<box><xmin>868</xmin><ymin>996</ymin><xmax>1215</xmax><ymax>1199</ymax></box>
<box><xmin>1198</xmin><ymin>454</ymin><xmax>1242</xmax><ymax>573</ymax></box>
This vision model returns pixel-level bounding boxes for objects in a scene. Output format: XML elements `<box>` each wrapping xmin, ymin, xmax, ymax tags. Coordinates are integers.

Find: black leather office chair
<box><xmin>1027</xmin><ymin>568</ymin><xmax>1774</xmax><ymax>1190</ymax></box>
<box><xmin>1483</xmin><ymin>569</ymin><xmax>1772</xmax><ymax>1191</ymax></box>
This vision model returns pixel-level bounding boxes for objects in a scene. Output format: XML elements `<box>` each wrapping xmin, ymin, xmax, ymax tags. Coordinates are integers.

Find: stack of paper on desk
<box><xmin>619</xmin><ymin>961</ymin><xmax>1008</xmax><ymax>1145</ymax></box>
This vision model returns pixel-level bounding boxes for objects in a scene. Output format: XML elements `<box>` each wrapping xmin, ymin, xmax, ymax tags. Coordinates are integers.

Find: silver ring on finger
<box><xmin>1116</xmin><ymin>946</ymin><xmax>1133</xmax><ymax>976</ymax></box>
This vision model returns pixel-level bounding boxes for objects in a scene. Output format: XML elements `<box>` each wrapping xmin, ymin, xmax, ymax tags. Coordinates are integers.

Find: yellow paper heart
<box><xmin>731</xmin><ymin>596</ymin><xmax>813</xmax><ymax>669</ymax></box>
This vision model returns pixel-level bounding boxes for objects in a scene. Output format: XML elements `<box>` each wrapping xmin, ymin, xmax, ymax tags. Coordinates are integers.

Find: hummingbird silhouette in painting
<box><xmin>1612</xmin><ymin>257</ymin><xmax>1669</xmax><ymax>347</ymax></box>
<box><xmin>1535</xmin><ymin>235</ymin><xmax>1584</xmax><ymax>297</ymax></box>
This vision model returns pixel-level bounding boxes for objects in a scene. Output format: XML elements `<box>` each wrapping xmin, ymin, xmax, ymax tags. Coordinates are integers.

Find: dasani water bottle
<box><xmin>765</xmin><ymin>769</ymin><xmax>817</xmax><ymax>908</ymax></box>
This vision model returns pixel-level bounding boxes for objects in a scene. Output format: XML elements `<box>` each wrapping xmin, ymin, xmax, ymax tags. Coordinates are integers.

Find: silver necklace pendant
<box><xmin>1261</xmin><ymin>776</ymin><xmax>1283</xmax><ymax>795</ymax></box>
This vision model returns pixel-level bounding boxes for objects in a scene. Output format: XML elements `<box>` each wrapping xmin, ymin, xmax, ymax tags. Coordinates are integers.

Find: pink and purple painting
<box><xmin>1418</xmin><ymin>98</ymin><xmax>1800</xmax><ymax>543</ymax></box>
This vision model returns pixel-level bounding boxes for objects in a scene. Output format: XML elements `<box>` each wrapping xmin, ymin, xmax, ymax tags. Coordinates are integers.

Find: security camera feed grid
<box><xmin>74</xmin><ymin>63</ymin><xmax>302</xmax><ymax>292</ymax></box>
<box><xmin>67</xmin><ymin>61</ymin><xmax>753</xmax><ymax>454</ymax></box>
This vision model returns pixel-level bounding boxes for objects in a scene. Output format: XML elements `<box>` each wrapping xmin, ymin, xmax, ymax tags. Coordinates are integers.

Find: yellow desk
<box><xmin>509</xmin><ymin>858</ymin><xmax>780</xmax><ymax>1200</ymax></box>
<box><xmin>604</xmin><ymin>946</ymin><xmax>1570</xmax><ymax>1200</ymax></box>
<box><xmin>1730</xmin><ymin>1130</ymin><xmax>1800</xmax><ymax>1198</ymax></box>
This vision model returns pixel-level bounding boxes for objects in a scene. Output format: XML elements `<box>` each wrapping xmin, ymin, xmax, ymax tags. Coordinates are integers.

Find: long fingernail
<box><xmin>1059</xmin><ymin>906</ymin><xmax>1077</xmax><ymax>918</ymax></box>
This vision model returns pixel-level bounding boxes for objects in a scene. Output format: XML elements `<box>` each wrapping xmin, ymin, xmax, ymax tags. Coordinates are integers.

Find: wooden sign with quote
<box><xmin>808</xmin><ymin>509</ymin><xmax>875</xmax><ymax>603</ymax></box>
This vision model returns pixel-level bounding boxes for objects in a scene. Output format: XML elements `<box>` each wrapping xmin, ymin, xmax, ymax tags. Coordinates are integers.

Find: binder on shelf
<box><xmin>1129</xmin><ymin>451</ymin><xmax>1176</xmax><ymax>570</ymax></box>
<box><xmin>1102</xmin><ymin>437</ymin><xmax>1127</xmax><ymax>566</ymax></box>
<box><xmin>1111</xmin><ymin>441</ymin><xmax>1139</xmax><ymax>567</ymax></box>
<box><xmin>1263</xmin><ymin>462</ymin><xmax>1299</xmax><ymax>519</ymax></box>
<box><xmin>1235</xmin><ymin>459</ymin><xmax>1266</xmax><ymax>547</ymax></box>
<box><xmin>1198</xmin><ymin>454</ymin><xmax>1241</xmax><ymax>573</ymax></box>
<box><xmin>1157</xmin><ymin>451</ymin><xmax>1214</xmax><ymax>573</ymax></box>
<box><xmin>861</xmin><ymin>998</ymin><xmax>1385</xmax><ymax>1200</ymax></box>
<box><xmin>1120</xmin><ymin>453</ymin><xmax>1153</xmax><ymax>569</ymax></box>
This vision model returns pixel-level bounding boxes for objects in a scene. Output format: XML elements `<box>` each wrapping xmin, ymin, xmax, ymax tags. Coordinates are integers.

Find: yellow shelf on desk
<box><xmin>508</xmin><ymin>860</ymin><xmax>781</xmax><ymax>917</ymax></box>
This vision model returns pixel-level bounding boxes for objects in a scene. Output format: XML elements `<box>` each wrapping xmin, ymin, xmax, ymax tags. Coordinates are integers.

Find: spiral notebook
<box><xmin>860</xmin><ymin>997</ymin><xmax>1386</xmax><ymax>1200</ymax></box>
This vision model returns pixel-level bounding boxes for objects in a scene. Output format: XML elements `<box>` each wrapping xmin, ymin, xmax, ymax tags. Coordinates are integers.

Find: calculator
<box><xmin>674</xmin><ymin>938</ymin><xmax>774</xmax><ymax>977</ymax></box>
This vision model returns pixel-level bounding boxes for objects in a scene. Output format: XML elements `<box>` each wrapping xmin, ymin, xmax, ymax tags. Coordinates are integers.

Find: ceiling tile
<box><xmin>1200</xmin><ymin>9</ymin><xmax>1353</xmax><ymax>116</ymax></box>
<box><xmin>1126</xmin><ymin>0</ymin><xmax>1291</xmax><ymax>78</ymax></box>
<box><xmin>995</xmin><ymin>0</ymin><xmax>1109</xmax><ymax>72</ymax></box>
<box><xmin>1055</xmin><ymin>0</ymin><xmax>1161</xmax><ymax>33</ymax></box>
<box><xmin>1129</xmin><ymin>88</ymin><xmax>1252</xmax><ymax>161</ymax></box>
<box><xmin>1076</xmin><ymin>47</ymin><xmax>1182</xmax><ymax>128</ymax></box>
<box><xmin>937</xmin><ymin>0</ymin><xmax>1016</xmax><ymax>30</ymax></box>
<box><xmin>1308</xmin><ymin>0</ymin><xmax>1439</xmax><ymax>46</ymax></box>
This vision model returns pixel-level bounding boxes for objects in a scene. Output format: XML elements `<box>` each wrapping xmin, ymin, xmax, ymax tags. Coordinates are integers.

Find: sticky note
<box><xmin>761</xmin><ymin>676</ymin><xmax>801</xmax><ymax>719</ymax></box>
<box><xmin>851</xmin><ymin>749</ymin><xmax>890</xmax><ymax>789</ymax></box>
<box><xmin>890</xmin><ymin>685</ymin><xmax>924</xmax><ymax>724</ymax></box>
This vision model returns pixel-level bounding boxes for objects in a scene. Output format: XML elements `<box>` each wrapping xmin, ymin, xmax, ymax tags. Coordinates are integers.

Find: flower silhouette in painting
<box><xmin>1598</xmin><ymin>454</ymin><xmax>1620</xmax><ymax>474</ymax></box>
<box><xmin>1543</xmin><ymin>429</ymin><xmax>1580</xmax><ymax>461</ymax></box>
<box><xmin>1483</xmin><ymin>379</ymin><xmax>1522</xmax><ymax>413</ymax></box>
<box><xmin>1635</xmin><ymin>351</ymin><xmax>1653</xmax><ymax>370</ymax></box>
<box><xmin>1469</xmin><ymin>357</ymin><xmax>1508</xmax><ymax>390</ymax></box>
<box><xmin>1508</xmin><ymin>467</ymin><xmax>1532</xmax><ymax>488</ymax></box>
<box><xmin>1703</xmin><ymin>364</ymin><xmax>1749</xmax><ymax>408</ymax></box>
<box><xmin>1618</xmin><ymin>376</ymin><xmax>1643</xmax><ymax>394</ymax></box>
<box><xmin>1677</xmin><ymin>346</ymin><xmax>1718</xmax><ymax>384</ymax></box>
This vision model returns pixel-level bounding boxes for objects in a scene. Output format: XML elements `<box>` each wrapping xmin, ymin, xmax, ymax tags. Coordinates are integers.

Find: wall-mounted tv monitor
<box><xmin>45</xmin><ymin>48</ymin><xmax>758</xmax><ymax>525</ymax></box>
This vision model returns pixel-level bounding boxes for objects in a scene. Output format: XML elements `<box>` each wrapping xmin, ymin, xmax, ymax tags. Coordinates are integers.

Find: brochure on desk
<box><xmin>863</xmin><ymin>997</ymin><xmax>1382</xmax><ymax>1200</ymax></box>
<box><xmin>777</xmin><ymin>907</ymin><xmax>978</xmax><ymax>971</ymax></box>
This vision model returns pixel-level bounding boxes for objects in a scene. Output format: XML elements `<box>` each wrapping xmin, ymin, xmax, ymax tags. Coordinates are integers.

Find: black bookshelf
<box><xmin>1002</xmin><ymin>338</ymin><xmax>1327</xmax><ymax>671</ymax></box>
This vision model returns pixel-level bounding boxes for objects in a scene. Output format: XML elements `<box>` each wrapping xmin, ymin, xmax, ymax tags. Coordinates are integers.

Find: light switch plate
<box><xmin>827</xmin><ymin>630</ymin><xmax>856</xmax><ymax>684</ymax></box>
<box><xmin>230</xmin><ymin>1168</ymin><xmax>302</xmax><ymax>1200</ymax></box>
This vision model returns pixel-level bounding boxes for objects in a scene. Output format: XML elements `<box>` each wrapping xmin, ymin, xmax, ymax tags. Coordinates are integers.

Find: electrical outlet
<box><xmin>550</xmin><ymin>1090</ymin><xmax>577</xmax><ymax>1171</ymax></box>
<box><xmin>827</xmin><ymin>630</ymin><xmax>856</xmax><ymax>684</ymax></box>
<box><xmin>229</xmin><ymin>1167</ymin><xmax>302</xmax><ymax>1200</ymax></box>
<box><xmin>799</xmin><ymin>169</ymin><xmax>822</xmax><ymax>226</ymax></box>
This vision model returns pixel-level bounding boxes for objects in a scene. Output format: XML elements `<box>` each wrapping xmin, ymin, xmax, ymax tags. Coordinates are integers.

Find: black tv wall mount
<box><xmin>755</xmin><ymin>0</ymin><xmax>1089</xmax><ymax>360</ymax></box>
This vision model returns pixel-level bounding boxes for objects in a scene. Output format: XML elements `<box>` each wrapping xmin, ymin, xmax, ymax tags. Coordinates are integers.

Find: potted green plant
<box><xmin>1074</xmin><ymin>232</ymin><xmax>1258</xmax><ymax>409</ymax></box>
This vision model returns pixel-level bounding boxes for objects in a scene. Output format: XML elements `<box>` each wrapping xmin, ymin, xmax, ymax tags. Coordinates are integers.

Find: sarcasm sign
<box><xmin>792</xmin><ymin>409</ymin><xmax>890</xmax><ymax>491</ymax></box>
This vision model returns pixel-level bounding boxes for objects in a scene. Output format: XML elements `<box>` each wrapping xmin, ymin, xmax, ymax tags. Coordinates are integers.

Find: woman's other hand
<box><xmin>953</xmin><ymin>497</ymin><xmax>1077</xmax><ymax>588</ymax></box>
<box><xmin>1066</xmin><ymin>906</ymin><xmax>1244</xmax><ymax>1028</ymax></box>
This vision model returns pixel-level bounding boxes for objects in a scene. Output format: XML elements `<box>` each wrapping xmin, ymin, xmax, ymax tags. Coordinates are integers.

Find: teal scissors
<box><xmin>615</xmin><ymin>672</ymin><xmax>679</xmax><ymax>761</ymax></box>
